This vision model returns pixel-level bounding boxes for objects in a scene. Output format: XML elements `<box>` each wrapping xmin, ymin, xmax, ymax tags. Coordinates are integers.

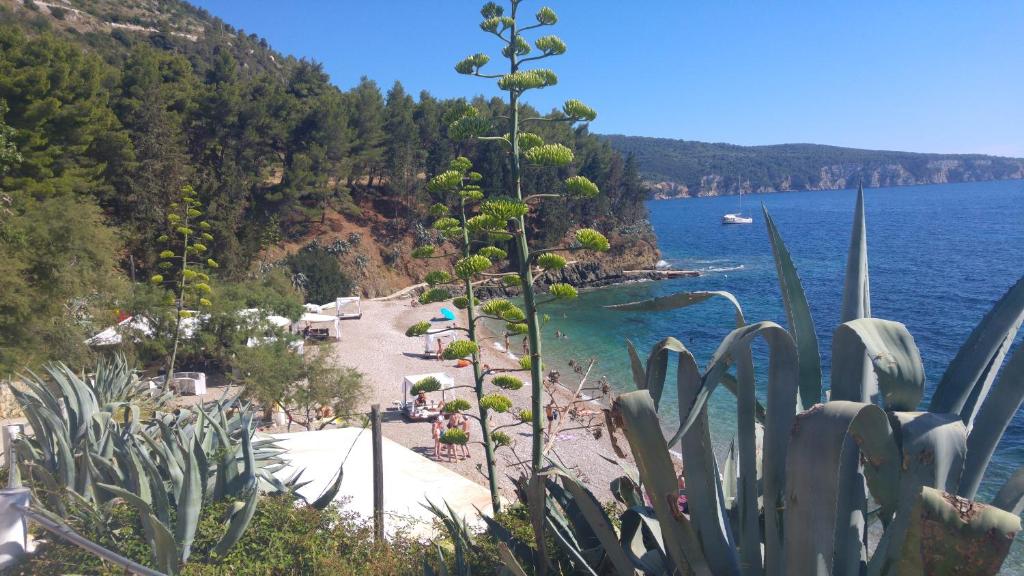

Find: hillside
<box><xmin>602</xmin><ymin>134</ymin><xmax>1024</xmax><ymax>198</ymax></box>
<box><xmin>0</xmin><ymin>0</ymin><xmax>656</xmax><ymax>371</ymax></box>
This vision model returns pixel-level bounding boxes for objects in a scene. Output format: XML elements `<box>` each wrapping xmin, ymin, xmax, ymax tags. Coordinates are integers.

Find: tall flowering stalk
<box><xmin>151</xmin><ymin>184</ymin><xmax>217</xmax><ymax>390</ymax></box>
<box><xmin>449</xmin><ymin>2</ymin><xmax>609</xmax><ymax>571</ymax></box>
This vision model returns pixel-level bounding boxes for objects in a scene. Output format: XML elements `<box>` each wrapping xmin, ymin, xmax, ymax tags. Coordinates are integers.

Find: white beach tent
<box><xmin>85</xmin><ymin>316</ymin><xmax>154</xmax><ymax>346</ymax></box>
<box><xmin>318</xmin><ymin>297</ymin><xmax>362</xmax><ymax>319</ymax></box>
<box><xmin>295</xmin><ymin>312</ymin><xmax>341</xmax><ymax>339</ymax></box>
<box><xmin>401</xmin><ymin>372</ymin><xmax>455</xmax><ymax>406</ymax></box>
<box><xmin>422</xmin><ymin>327</ymin><xmax>455</xmax><ymax>356</ymax></box>
<box><xmin>269</xmin><ymin>428</ymin><xmax>495</xmax><ymax>538</ymax></box>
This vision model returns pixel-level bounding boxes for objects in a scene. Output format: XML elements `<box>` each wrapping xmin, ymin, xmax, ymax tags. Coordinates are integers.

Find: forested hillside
<box><xmin>603</xmin><ymin>134</ymin><xmax>1024</xmax><ymax>198</ymax></box>
<box><xmin>0</xmin><ymin>0</ymin><xmax>654</xmax><ymax>371</ymax></box>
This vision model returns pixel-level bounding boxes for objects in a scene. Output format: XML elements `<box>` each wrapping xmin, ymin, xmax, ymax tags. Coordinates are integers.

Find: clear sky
<box><xmin>192</xmin><ymin>1</ymin><xmax>1023</xmax><ymax>157</ymax></box>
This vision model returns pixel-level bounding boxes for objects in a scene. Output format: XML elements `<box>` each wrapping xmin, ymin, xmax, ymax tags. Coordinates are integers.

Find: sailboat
<box><xmin>721</xmin><ymin>176</ymin><xmax>753</xmax><ymax>224</ymax></box>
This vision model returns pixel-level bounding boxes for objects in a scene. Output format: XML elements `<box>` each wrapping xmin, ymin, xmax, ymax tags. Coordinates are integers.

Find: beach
<box><xmin>325</xmin><ymin>297</ymin><xmax>626</xmax><ymax>502</ymax></box>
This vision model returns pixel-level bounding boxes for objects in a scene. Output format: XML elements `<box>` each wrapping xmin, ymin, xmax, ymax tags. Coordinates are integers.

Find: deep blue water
<box><xmin>532</xmin><ymin>179</ymin><xmax>1024</xmax><ymax>565</ymax></box>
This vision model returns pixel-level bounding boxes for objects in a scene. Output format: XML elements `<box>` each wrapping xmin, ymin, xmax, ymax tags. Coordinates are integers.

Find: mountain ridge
<box><xmin>601</xmin><ymin>134</ymin><xmax>1024</xmax><ymax>198</ymax></box>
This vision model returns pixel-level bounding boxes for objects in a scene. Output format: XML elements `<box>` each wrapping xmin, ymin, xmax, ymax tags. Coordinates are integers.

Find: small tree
<box><xmin>151</xmin><ymin>184</ymin><xmax>218</xmax><ymax>390</ymax></box>
<box><xmin>448</xmin><ymin>2</ymin><xmax>609</xmax><ymax>564</ymax></box>
<box><xmin>407</xmin><ymin>156</ymin><xmax>532</xmax><ymax>511</ymax></box>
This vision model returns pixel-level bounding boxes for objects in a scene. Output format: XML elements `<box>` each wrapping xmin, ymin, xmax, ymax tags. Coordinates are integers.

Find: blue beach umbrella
<box><xmin>440</xmin><ymin>307</ymin><xmax>457</xmax><ymax>321</ymax></box>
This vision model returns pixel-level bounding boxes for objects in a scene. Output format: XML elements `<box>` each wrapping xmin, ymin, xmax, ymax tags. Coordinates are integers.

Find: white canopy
<box><xmin>270</xmin><ymin>428</ymin><xmax>495</xmax><ymax>538</ymax></box>
<box><xmin>296</xmin><ymin>313</ymin><xmax>341</xmax><ymax>339</ymax></box>
<box><xmin>266</xmin><ymin>315</ymin><xmax>292</xmax><ymax>328</ymax></box>
<box><xmin>85</xmin><ymin>316</ymin><xmax>154</xmax><ymax>346</ymax></box>
<box><xmin>401</xmin><ymin>372</ymin><xmax>455</xmax><ymax>404</ymax></box>
<box><xmin>303</xmin><ymin>303</ymin><xmax>322</xmax><ymax>313</ymax></box>
<box><xmin>318</xmin><ymin>297</ymin><xmax>362</xmax><ymax>318</ymax></box>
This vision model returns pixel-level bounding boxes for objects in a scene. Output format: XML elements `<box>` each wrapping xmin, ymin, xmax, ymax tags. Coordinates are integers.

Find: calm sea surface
<box><xmin>531</xmin><ymin>179</ymin><xmax>1024</xmax><ymax>567</ymax></box>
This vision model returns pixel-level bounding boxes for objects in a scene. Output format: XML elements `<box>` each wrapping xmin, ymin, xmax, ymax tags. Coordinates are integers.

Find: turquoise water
<box><xmin>534</xmin><ymin>179</ymin><xmax>1024</xmax><ymax>565</ymax></box>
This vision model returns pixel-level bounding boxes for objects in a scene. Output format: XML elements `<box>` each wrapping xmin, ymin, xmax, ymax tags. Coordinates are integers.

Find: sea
<box><xmin>531</xmin><ymin>179</ymin><xmax>1024</xmax><ymax>569</ymax></box>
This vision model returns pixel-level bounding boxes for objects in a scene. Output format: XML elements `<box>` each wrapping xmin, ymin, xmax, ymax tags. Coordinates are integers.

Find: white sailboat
<box><xmin>722</xmin><ymin>177</ymin><xmax>752</xmax><ymax>224</ymax></box>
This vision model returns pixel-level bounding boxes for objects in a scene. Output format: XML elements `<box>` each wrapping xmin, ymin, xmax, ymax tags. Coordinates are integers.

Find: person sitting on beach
<box><xmin>431</xmin><ymin>416</ymin><xmax>444</xmax><ymax>459</ymax></box>
<box><xmin>545</xmin><ymin>398</ymin><xmax>559</xmax><ymax>437</ymax></box>
<box><xmin>415</xmin><ymin>390</ymin><xmax>428</xmax><ymax>408</ymax></box>
<box><xmin>677</xmin><ymin>468</ymin><xmax>689</xmax><ymax>515</ymax></box>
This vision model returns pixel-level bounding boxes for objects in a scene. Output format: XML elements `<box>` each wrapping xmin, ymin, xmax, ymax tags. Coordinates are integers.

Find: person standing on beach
<box><xmin>545</xmin><ymin>398</ymin><xmax>559</xmax><ymax>437</ymax></box>
<box><xmin>503</xmin><ymin>332</ymin><xmax>510</xmax><ymax>352</ymax></box>
<box><xmin>436</xmin><ymin>338</ymin><xmax>443</xmax><ymax>360</ymax></box>
<box><xmin>431</xmin><ymin>416</ymin><xmax>444</xmax><ymax>460</ymax></box>
<box><xmin>522</xmin><ymin>336</ymin><xmax>529</xmax><ymax>354</ymax></box>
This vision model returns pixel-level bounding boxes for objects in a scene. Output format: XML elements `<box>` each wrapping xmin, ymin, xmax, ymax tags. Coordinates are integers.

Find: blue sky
<box><xmin>193</xmin><ymin>1</ymin><xmax>1023</xmax><ymax>157</ymax></box>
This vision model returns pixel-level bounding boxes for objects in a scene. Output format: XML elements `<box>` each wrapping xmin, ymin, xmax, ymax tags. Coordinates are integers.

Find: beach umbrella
<box><xmin>440</xmin><ymin>307</ymin><xmax>456</xmax><ymax>321</ymax></box>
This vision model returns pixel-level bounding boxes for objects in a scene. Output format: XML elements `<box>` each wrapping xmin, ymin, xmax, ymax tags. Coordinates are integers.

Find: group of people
<box><xmin>432</xmin><ymin>410</ymin><xmax>470</xmax><ymax>462</ymax></box>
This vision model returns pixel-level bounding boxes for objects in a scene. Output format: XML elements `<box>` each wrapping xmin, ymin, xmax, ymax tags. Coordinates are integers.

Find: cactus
<box><xmin>448</xmin><ymin>187</ymin><xmax>1024</xmax><ymax>576</ymax></box>
<box><xmin>10</xmin><ymin>357</ymin><xmax>341</xmax><ymax>574</ymax></box>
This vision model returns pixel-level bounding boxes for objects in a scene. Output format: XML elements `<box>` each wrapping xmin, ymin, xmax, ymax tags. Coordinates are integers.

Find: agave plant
<box><xmin>10</xmin><ymin>357</ymin><xmax>342</xmax><ymax>575</ymax></box>
<box><xmin>430</xmin><ymin>187</ymin><xmax>1024</xmax><ymax>576</ymax></box>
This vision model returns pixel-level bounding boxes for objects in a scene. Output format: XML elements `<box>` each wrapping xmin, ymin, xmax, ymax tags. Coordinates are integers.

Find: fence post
<box><xmin>370</xmin><ymin>404</ymin><xmax>384</xmax><ymax>543</ymax></box>
<box><xmin>3</xmin><ymin>424</ymin><xmax>23</xmax><ymax>489</ymax></box>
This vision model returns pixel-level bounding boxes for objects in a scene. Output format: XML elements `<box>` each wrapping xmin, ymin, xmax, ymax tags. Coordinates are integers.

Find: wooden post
<box><xmin>370</xmin><ymin>404</ymin><xmax>384</xmax><ymax>543</ymax></box>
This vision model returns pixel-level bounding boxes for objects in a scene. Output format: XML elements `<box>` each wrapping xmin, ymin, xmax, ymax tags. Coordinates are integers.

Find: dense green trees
<box><xmin>0</xmin><ymin>8</ymin><xmax>649</xmax><ymax>373</ymax></box>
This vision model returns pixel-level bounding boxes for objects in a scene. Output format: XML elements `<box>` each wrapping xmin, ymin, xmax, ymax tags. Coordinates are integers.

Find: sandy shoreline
<box><xmin>325</xmin><ymin>297</ymin><xmax>626</xmax><ymax>502</ymax></box>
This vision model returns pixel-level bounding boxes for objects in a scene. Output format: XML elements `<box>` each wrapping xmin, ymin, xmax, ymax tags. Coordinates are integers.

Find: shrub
<box><xmin>287</xmin><ymin>245</ymin><xmax>353</xmax><ymax>304</ymax></box>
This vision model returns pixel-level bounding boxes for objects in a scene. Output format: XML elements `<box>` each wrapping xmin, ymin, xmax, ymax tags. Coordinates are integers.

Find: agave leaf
<box><xmin>643</xmin><ymin>337</ymin><xmax>686</xmax><ymax>410</ymax></box>
<box><xmin>830</xmin><ymin>318</ymin><xmax>925</xmax><ymax>410</ymax></box>
<box><xmin>610</xmin><ymin>475</ymin><xmax>643</xmax><ymax>509</ymax></box>
<box><xmin>610</xmin><ymin>289</ymin><xmax>744</xmax><ymax>325</ymax></box>
<box><xmin>675</xmin><ymin>343</ymin><xmax>740</xmax><ymax>575</ymax></box>
<box><xmin>497</xmin><ymin>542</ymin><xmax>528</xmax><ymax>576</ymax></box>
<box><xmin>479</xmin><ymin>511</ymin><xmax>538</xmax><ymax>569</ymax></box>
<box><xmin>721</xmin><ymin>438</ymin><xmax>737</xmax><ymax>510</ymax></box>
<box><xmin>546</xmin><ymin>515</ymin><xmax>600</xmax><ymax>576</ymax></box>
<box><xmin>175</xmin><ymin>434</ymin><xmax>204</xmax><ymax>562</ymax></box>
<box><xmin>872</xmin><ymin>486</ymin><xmax>1019</xmax><ymax>576</ymax></box>
<box><xmin>619</xmin><ymin>507</ymin><xmax>670</xmax><ymax>573</ymax></box>
<box><xmin>672</xmin><ymin>321</ymin><xmax>798</xmax><ymax>576</ymax></box>
<box><xmin>783</xmin><ymin>401</ymin><xmax>900</xmax><ymax>575</ymax></box>
<box><xmin>28</xmin><ymin>462</ymin><xmax>66</xmax><ymax>514</ymax></box>
<box><xmin>991</xmin><ymin>466</ymin><xmax>1024</xmax><ymax>515</ymax></box>
<box><xmin>959</xmin><ymin>343</ymin><xmax>1024</xmax><ymax>499</ymax></box>
<box><xmin>867</xmin><ymin>411</ymin><xmax>967</xmax><ymax>574</ymax></box>
<box><xmin>311</xmin><ymin>463</ymin><xmax>344</xmax><ymax>509</ymax></box>
<box><xmin>625</xmin><ymin>339</ymin><xmax>646</xmax><ymax>391</ymax></box>
<box><xmin>97</xmin><ymin>482</ymin><xmax>177</xmax><ymax>574</ymax></box>
<box><xmin>841</xmin><ymin>185</ymin><xmax>871</xmax><ymax>322</ymax></box>
<box><xmin>763</xmin><ymin>204</ymin><xmax>823</xmax><ymax>410</ymax></box>
<box><xmin>719</xmin><ymin>372</ymin><xmax>766</xmax><ymax>425</ymax></box>
<box><xmin>615</xmin><ymin>390</ymin><xmax>711</xmax><ymax>576</ymax></box>
<box><xmin>929</xmin><ymin>275</ymin><xmax>1024</xmax><ymax>421</ymax></box>
<box><xmin>549</xmin><ymin>466</ymin><xmax>638</xmax><ymax>576</ymax></box>
<box><xmin>544</xmin><ymin>474</ymin><xmax>599</xmax><ymax>563</ymax></box>
<box><xmin>213</xmin><ymin>477</ymin><xmax>259</xmax><ymax>556</ymax></box>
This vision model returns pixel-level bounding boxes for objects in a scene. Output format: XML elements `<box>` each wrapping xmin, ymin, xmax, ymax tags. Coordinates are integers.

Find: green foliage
<box><xmin>429</xmin><ymin>203</ymin><xmax>450</xmax><ymax>217</ymax></box>
<box><xmin>419</xmin><ymin>287</ymin><xmax>452</xmax><ymax>304</ymax></box>
<box><xmin>443</xmin><ymin>399</ymin><xmax>472</xmax><ymax>414</ymax></box>
<box><xmin>498</xmin><ymin>69</ymin><xmax>558</xmax><ymax>92</ymax></box>
<box><xmin>411</xmin><ymin>245</ymin><xmax>436</xmax><ymax>259</ymax></box>
<box><xmin>537</xmin><ymin>253</ymin><xmax>567</xmax><ymax>270</ymax></box>
<box><xmin>574</xmin><ymin>227</ymin><xmax>610</xmax><ymax>252</ymax></box>
<box><xmin>534</xmin><ymin>35</ymin><xmax>567</xmax><ymax>56</ymax></box>
<box><xmin>481</xmin><ymin>299</ymin><xmax>514</xmax><ymax>316</ymax></box>
<box><xmin>548</xmin><ymin>283</ymin><xmax>578</xmax><ymax>299</ymax></box>
<box><xmin>517</xmin><ymin>132</ymin><xmax>544</xmax><ymax>151</ymax></box>
<box><xmin>562</xmin><ymin>99</ymin><xmax>597</xmax><ymax>122</ymax></box>
<box><xmin>517</xmin><ymin>409</ymin><xmax>532</xmax><ymax>423</ymax></box>
<box><xmin>491</xmin><ymin>430</ymin><xmax>512</xmax><ymax>448</ymax></box>
<box><xmin>433</xmin><ymin>216</ymin><xmax>461</xmax><ymax>231</ymax></box>
<box><xmin>14</xmin><ymin>495</ymin><xmax>429</xmax><ymax>575</ymax></box>
<box><xmin>476</xmin><ymin>246</ymin><xmax>508</xmax><ymax>261</ymax></box>
<box><xmin>523</xmin><ymin>143</ymin><xmax>574</xmax><ymax>166</ymax></box>
<box><xmin>564</xmin><ymin>175</ymin><xmax>599</xmax><ymax>198</ymax></box>
<box><xmin>518</xmin><ymin>356</ymin><xmax>534</xmax><ymax>370</ymax></box>
<box><xmin>452</xmin><ymin>296</ymin><xmax>471</xmax><ymax>309</ymax></box>
<box><xmin>233</xmin><ymin>339</ymin><xmax>305</xmax><ymax>410</ymax></box>
<box><xmin>440</xmin><ymin>428</ymin><xmax>469</xmax><ymax>445</ymax></box>
<box><xmin>502</xmin><ymin>273</ymin><xmax>521</xmax><ymax>286</ymax></box>
<box><xmin>481</xmin><ymin>197</ymin><xmax>529</xmax><ymax>220</ymax></box>
<box><xmin>479</xmin><ymin>393</ymin><xmax>512</xmax><ymax>413</ymax></box>
<box><xmin>428</xmin><ymin>170</ymin><xmax>464</xmax><ymax>193</ymax></box>
<box><xmin>405</xmin><ymin>321</ymin><xmax>431</xmax><ymax>337</ymax></box>
<box><xmin>287</xmin><ymin>245</ymin><xmax>353</xmax><ymax>304</ymax></box>
<box><xmin>491</xmin><ymin>375</ymin><xmax>524</xmax><ymax>391</ymax></box>
<box><xmin>454</xmin><ymin>254</ymin><xmax>492</xmax><ymax>279</ymax></box>
<box><xmin>443</xmin><ymin>340</ymin><xmax>479</xmax><ymax>359</ymax></box>
<box><xmin>411</xmin><ymin>376</ymin><xmax>443</xmax><ymax>395</ymax></box>
<box><xmin>506</xmin><ymin>322</ymin><xmax>529</xmax><ymax>335</ymax></box>
<box><xmin>424</xmin><ymin>270</ymin><xmax>452</xmax><ymax>286</ymax></box>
